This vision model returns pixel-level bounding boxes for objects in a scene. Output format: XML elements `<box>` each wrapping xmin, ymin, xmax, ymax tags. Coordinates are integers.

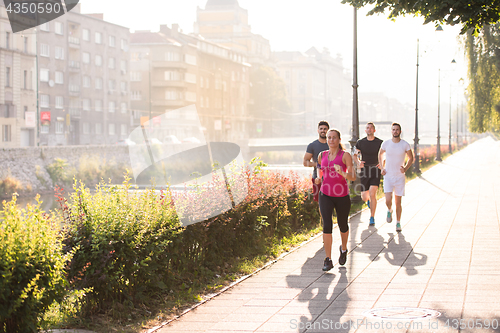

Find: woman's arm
<box><xmin>341</xmin><ymin>152</ymin><xmax>356</xmax><ymax>181</ymax></box>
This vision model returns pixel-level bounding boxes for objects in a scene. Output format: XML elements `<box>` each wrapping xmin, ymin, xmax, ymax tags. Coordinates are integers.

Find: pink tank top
<box><xmin>319</xmin><ymin>150</ymin><xmax>349</xmax><ymax>197</ymax></box>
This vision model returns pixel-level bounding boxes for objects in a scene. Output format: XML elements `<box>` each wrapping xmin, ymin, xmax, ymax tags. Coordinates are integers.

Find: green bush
<box><xmin>46</xmin><ymin>158</ymin><xmax>71</xmax><ymax>186</ymax></box>
<box><xmin>0</xmin><ymin>176</ymin><xmax>23</xmax><ymax>199</ymax></box>
<box><xmin>0</xmin><ymin>195</ymin><xmax>69</xmax><ymax>333</ymax></box>
<box><xmin>60</xmin><ymin>175</ymin><xmax>182</xmax><ymax>315</ymax></box>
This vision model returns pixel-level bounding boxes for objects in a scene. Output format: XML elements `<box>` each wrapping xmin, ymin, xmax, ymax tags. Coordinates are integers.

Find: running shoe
<box><xmin>367</xmin><ymin>200</ymin><xmax>370</xmax><ymax>209</ymax></box>
<box><xmin>387</xmin><ymin>210</ymin><xmax>393</xmax><ymax>223</ymax></box>
<box><xmin>396</xmin><ymin>222</ymin><xmax>402</xmax><ymax>232</ymax></box>
<box><xmin>369</xmin><ymin>216</ymin><xmax>375</xmax><ymax>226</ymax></box>
<box><xmin>339</xmin><ymin>245</ymin><xmax>347</xmax><ymax>266</ymax></box>
<box><xmin>322</xmin><ymin>257</ymin><xmax>333</xmax><ymax>271</ymax></box>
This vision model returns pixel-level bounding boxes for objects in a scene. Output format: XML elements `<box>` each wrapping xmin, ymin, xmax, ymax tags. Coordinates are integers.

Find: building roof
<box><xmin>130</xmin><ymin>31</ymin><xmax>180</xmax><ymax>45</ymax></box>
<box><xmin>205</xmin><ymin>0</ymin><xmax>239</xmax><ymax>7</ymax></box>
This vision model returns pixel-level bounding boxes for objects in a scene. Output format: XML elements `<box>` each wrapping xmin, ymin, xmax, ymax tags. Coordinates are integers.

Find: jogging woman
<box><xmin>315</xmin><ymin>129</ymin><xmax>356</xmax><ymax>271</ymax></box>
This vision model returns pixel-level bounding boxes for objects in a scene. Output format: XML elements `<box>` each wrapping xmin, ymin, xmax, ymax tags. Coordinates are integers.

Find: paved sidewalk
<box><xmin>156</xmin><ymin>137</ymin><xmax>500</xmax><ymax>333</ymax></box>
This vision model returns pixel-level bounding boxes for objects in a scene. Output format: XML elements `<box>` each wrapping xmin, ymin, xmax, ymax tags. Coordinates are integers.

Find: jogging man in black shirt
<box><xmin>354</xmin><ymin>122</ymin><xmax>383</xmax><ymax>226</ymax></box>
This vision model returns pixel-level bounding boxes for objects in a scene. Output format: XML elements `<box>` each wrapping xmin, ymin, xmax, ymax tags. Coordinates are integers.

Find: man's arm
<box><xmin>402</xmin><ymin>149</ymin><xmax>414</xmax><ymax>173</ymax></box>
<box><xmin>378</xmin><ymin>148</ymin><xmax>386</xmax><ymax>175</ymax></box>
<box><xmin>303</xmin><ymin>152</ymin><xmax>315</xmax><ymax>167</ymax></box>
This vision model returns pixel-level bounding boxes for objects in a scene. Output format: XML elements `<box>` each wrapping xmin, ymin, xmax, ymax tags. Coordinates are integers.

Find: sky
<box><xmin>77</xmin><ymin>0</ymin><xmax>468</xmax><ymax>115</ymax></box>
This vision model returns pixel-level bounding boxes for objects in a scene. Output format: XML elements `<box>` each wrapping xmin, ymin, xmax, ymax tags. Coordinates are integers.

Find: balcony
<box><xmin>68</xmin><ymin>60</ymin><xmax>80</xmax><ymax>71</ymax></box>
<box><xmin>69</xmin><ymin>85</ymin><xmax>80</xmax><ymax>96</ymax></box>
<box><xmin>152</xmin><ymin>61</ymin><xmax>187</xmax><ymax>69</ymax></box>
<box><xmin>69</xmin><ymin>108</ymin><xmax>81</xmax><ymax>118</ymax></box>
<box><xmin>153</xmin><ymin>100</ymin><xmax>185</xmax><ymax>107</ymax></box>
<box><xmin>152</xmin><ymin>80</ymin><xmax>186</xmax><ymax>88</ymax></box>
<box><xmin>68</xmin><ymin>37</ymin><xmax>80</xmax><ymax>48</ymax></box>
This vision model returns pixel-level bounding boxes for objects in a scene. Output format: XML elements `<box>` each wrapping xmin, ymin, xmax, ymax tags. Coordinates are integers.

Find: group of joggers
<box><xmin>303</xmin><ymin>121</ymin><xmax>414</xmax><ymax>271</ymax></box>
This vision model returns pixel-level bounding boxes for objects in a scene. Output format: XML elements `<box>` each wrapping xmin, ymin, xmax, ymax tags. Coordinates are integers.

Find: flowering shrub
<box><xmin>59</xmin><ymin>161</ymin><xmax>318</xmax><ymax>315</ymax></box>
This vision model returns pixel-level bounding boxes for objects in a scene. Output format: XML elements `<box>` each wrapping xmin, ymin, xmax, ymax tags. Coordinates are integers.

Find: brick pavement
<box><xmin>152</xmin><ymin>137</ymin><xmax>500</xmax><ymax>333</ymax></box>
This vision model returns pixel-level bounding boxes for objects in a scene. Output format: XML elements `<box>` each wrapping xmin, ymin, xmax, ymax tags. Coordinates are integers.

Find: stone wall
<box><xmin>0</xmin><ymin>145</ymin><xmax>131</xmax><ymax>198</ymax></box>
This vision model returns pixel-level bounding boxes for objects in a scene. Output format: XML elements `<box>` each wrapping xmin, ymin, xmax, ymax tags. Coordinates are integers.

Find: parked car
<box><xmin>116</xmin><ymin>139</ymin><xmax>136</xmax><ymax>146</ymax></box>
<box><xmin>163</xmin><ymin>135</ymin><xmax>181</xmax><ymax>145</ymax></box>
<box><xmin>143</xmin><ymin>138</ymin><xmax>162</xmax><ymax>145</ymax></box>
<box><xmin>182</xmin><ymin>137</ymin><xmax>202</xmax><ymax>144</ymax></box>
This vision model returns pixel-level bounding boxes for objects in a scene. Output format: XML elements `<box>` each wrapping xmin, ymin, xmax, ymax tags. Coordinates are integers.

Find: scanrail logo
<box><xmin>128</xmin><ymin>105</ymin><xmax>247</xmax><ymax>227</ymax></box>
<box><xmin>4</xmin><ymin>0</ymin><xmax>79</xmax><ymax>33</ymax></box>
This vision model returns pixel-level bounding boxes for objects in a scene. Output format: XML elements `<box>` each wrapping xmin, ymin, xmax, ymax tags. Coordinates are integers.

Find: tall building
<box><xmin>194</xmin><ymin>0</ymin><xmax>271</xmax><ymax>66</ymax></box>
<box><xmin>274</xmin><ymin>47</ymin><xmax>351</xmax><ymax>136</ymax></box>
<box><xmin>130</xmin><ymin>24</ymin><xmax>250</xmax><ymax>143</ymax></box>
<box><xmin>35</xmin><ymin>6</ymin><xmax>130</xmax><ymax>146</ymax></box>
<box><xmin>0</xmin><ymin>5</ymin><xmax>37</xmax><ymax>148</ymax></box>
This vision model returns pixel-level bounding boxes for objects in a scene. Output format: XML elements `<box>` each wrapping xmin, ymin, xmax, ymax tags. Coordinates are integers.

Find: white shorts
<box><xmin>383</xmin><ymin>176</ymin><xmax>405</xmax><ymax>196</ymax></box>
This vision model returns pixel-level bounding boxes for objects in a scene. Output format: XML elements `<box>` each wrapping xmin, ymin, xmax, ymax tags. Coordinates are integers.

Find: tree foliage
<box><xmin>341</xmin><ymin>0</ymin><xmax>500</xmax><ymax>34</ymax></box>
<box><xmin>465</xmin><ymin>25</ymin><xmax>500</xmax><ymax>133</ymax></box>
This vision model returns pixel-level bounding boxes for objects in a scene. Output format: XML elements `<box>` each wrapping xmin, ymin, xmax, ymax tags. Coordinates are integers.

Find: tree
<box><xmin>248</xmin><ymin>66</ymin><xmax>290</xmax><ymax>137</ymax></box>
<box><xmin>465</xmin><ymin>25</ymin><xmax>500</xmax><ymax>133</ymax></box>
<box><xmin>341</xmin><ymin>0</ymin><xmax>500</xmax><ymax>34</ymax></box>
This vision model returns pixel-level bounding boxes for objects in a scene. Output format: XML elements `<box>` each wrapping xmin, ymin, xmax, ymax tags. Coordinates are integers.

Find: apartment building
<box><xmin>36</xmin><ymin>6</ymin><xmax>130</xmax><ymax>146</ymax></box>
<box><xmin>0</xmin><ymin>5</ymin><xmax>37</xmax><ymax>148</ymax></box>
<box><xmin>130</xmin><ymin>24</ymin><xmax>250</xmax><ymax>143</ymax></box>
<box><xmin>274</xmin><ymin>47</ymin><xmax>351</xmax><ymax>136</ymax></box>
<box><xmin>194</xmin><ymin>0</ymin><xmax>271</xmax><ymax>66</ymax></box>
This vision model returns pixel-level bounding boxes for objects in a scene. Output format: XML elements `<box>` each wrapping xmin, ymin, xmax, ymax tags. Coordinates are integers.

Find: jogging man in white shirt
<box><xmin>378</xmin><ymin>123</ymin><xmax>414</xmax><ymax>232</ymax></box>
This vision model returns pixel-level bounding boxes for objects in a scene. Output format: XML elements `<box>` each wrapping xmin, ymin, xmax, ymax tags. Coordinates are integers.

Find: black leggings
<box><xmin>319</xmin><ymin>192</ymin><xmax>351</xmax><ymax>234</ymax></box>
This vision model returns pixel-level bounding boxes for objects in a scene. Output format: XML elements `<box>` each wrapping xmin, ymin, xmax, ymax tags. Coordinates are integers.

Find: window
<box><xmin>5</xmin><ymin>32</ymin><xmax>10</xmax><ymax>49</ymax></box>
<box><xmin>40</xmin><ymin>95</ymin><xmax>49</xmax><ymax>108</ymax></box>
<box><xmin>120</xmin><ymin>81</ymin><xmax>127</xmax><ymax>92</ymax></box>
<box><xmin>55</xmin><ymin>96</ymin><xmax>63</xmax><ymax>109</ymax></box>
<box><xmin>2</xmin><ymin>125</ymin><xmax>11</xmax><ymax>142</ymax></box>
<box><xmin>108</xmin><ymin>57</ymin><xmax>115</xmax><ymax>69</ymax></box>
<box><xmin>40</xmin><ymin>69</ymin><xmax>49</xmax><ymax>82</ymax></box>
<box><xmin>206</xmin><ymin>97</ymin><xmax>210</xmax><ymax>108</ymax></box>
<box><xmin>95</xmin><ymin>32</ymin><xmax>102</xmax><ymax>44</ymax></box>
<box><xmin>121</xmin><ymin>102</ymin><xmax>127</xmax><ymax>113</ymax></box>
<box><xmin>109</xmin><ymin>123</ymin><xmax>115</xmax><ymax>135</ymax></box>
<box><xmin>121</xmin><ymin>39</ymin><xmax>127</xmax><ymax>50</ymax></box>
<box><xmin>55</xmin><ymin>22</ymin><xmax>64</xmax><ymax>35</ymax></box>
<box><xmin>55</xmin><ymin>71</ymin><xmax>64</xmax><ymax>84</ymax></box>
<box><xmin>109</xmin><ymin>35</ymin><xmax>115</xmax><ymax>47</ymax></box>
<box><xmin>200</xmin><ymin>77</ymin><xmax>204</xmax><ymax>88</ymax></box>
<box><xmin>83</xmin><ymin>122</ymin><xmax>90</xmax><ymax>134</ymax></box>
<box><xmin>41</xmin><ymin>124</ymin><xmax>49</xmax><ymax>133</ymax></box>
<box><xmin>82</xmin><ymin>52</ymin><xmax>90</xmax><ymax>64</ymax></box>
<box><xmin>82</xmin><ymin>29</ymin><xmax>90</xmax><ymax>41</ymax></box>
<box><xmin>165</xmin><ymin>52</ymin><xmax>180</xmax><ymax>61</ymax></box>
<box><xmin>55</xmin><ymin>121</ymin><xmax>64</xmax><ymax>134</ymax></box>
<box><xmin>40</xmin><ymin>44</ymin><xmax>50</xmax><ymax>57</ymax></box>
<box><xmin>108</xmin><ymin>79</ymin><xmax>116</xmax><ymax>91</ymax></box>
<box><xmin>23</xmin><ymin>70</ymin><xmax>27</xmax><ymax>89</ymax></box>
<box><xmin>82</xmin><ymin>99</ymin><xmax>90</xmax><ymax>111</ymax></box>
<box><xmin>40</xmin><ymin>22</ymin><xmax>49</xmax><ymax>31</ymax></box>
<box><xmin>24</xmin><ymin>37</ymin><xmax>28</xmax><ymax>53</ymax></box>
<box><xmin>121</xmin><ymin>124</ymin><xmax>127</xmax><ymax>135</ymax></box>
<box><xmin>95</xmin><ymin>55</ymin><xmax>102</xmax><ymax>66</ymax></box>
<box><xmin>131</xmin><ymin>91</ymin><xmax>142</xmax><ymax>100</ymax></box>
<box><xmin>130</xmin><ymin>72</ymin><xmax>142</xmax><ymax>81</ymax></box>
<box><xmin>5</xmin><ymin>67</ymin><xmax>10</xmax><ymax>87</ymax></box>
<box><xmin>95</xmin><ymin>123</ymin><xmax>102</xmax><ymax>134</ymax></box>
<box><xmin>185</xmin><ymin>73</ymin><xmax>196</xmax><ymax>84</ymax></box>
<box><xmin>164</xmin><ymin>71</ymin><xmax>180</xmax><ymax>81</ymax></box>
<box><xmin>206</xmin><ymin>77</ymin><xmax>210</xmax><ymax>89</ymax></box>
<box><xmin>95</xmin><ymin>100</ymin><xmax>102</xmax><ymax>112</ymax></box>
<box><xmin>83</xmin><ymin>76</ymin><xmax>91</xmax><ymax>88</ymax></box>
<box><xmin>120</xmin><ymin>60</ymin><xmax>126</xmax><ymax>73</ymax></box>
<box><xmin>55</xmin><ymin>46</ymin><xmax>64</xmax><ymax>59</ymax></box>
<box><xmin>185</xmin><ymin>54</ymin><xmax>197</xmax><ymax>65</ymax></box>
<box><xmin>95</xmin><ymin>77</ymin><xmax>103</xmax><ymax>89</ymax></box>
<box><xmin>165</xmin><ymin>90</ymin><xmax>178</xmax><ymax>100</ymax></box>
<box><xmin>108</xmin><ymin>101</ymin><xmax>115</xmax><ymax>113</ymax></box>
<box><xmin>200</xmin><ymin>96</ymin><xmax>204</xmax><ymax>108</ymax></box>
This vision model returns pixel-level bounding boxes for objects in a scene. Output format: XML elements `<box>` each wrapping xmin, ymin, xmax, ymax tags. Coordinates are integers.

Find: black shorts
<box><xmin>359</xmin><ymin>165</ymin><xmax>381</xmax><ymax>192</ymax></box>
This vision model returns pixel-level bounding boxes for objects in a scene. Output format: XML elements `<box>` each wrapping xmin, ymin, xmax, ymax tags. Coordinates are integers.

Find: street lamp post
<box><xmin>414</xmin><ymin>39</ymin><xmax>421</xmax><ymax>174</ymax></box>
<box><xmin>349</xmin><ymin>6</ymin><xmax>361</xmax><ymax>202</ymax></box>
<box><xmin>448</xmin><ymin>85</ymin><xmax>452</xmax><ymax>154</ymax></box>
<box><xmin>436</xmin><ymin>69</ymin><xmax>442</xmax><ymax>161</ymax></box>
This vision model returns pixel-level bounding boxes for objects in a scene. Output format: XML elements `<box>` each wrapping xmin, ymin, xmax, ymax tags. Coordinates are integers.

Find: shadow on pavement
<box><xmin>386</xmin><ymin>232</ymin><xmax>427</xmax><ymax>275</ymax></box>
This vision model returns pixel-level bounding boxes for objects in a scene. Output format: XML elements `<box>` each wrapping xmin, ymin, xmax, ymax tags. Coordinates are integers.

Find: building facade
<box><xmin>130</xmin><ymin>24</ymin><xmax>250</xmax><ymax>143</ymax></box>
<box><xmin>36</xmin><ymin>6</ymin><xmax>130</xmax><ymax>146</ymax></box>
<box><xmin>0</xmin><ymin>4</ymin><xmax>37</xmax><ymax>148</ymax></box>
<box><xmin>274</xmin><ymin>47</ymin><xmax>351</xmax><ymax>136</ymax></box>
